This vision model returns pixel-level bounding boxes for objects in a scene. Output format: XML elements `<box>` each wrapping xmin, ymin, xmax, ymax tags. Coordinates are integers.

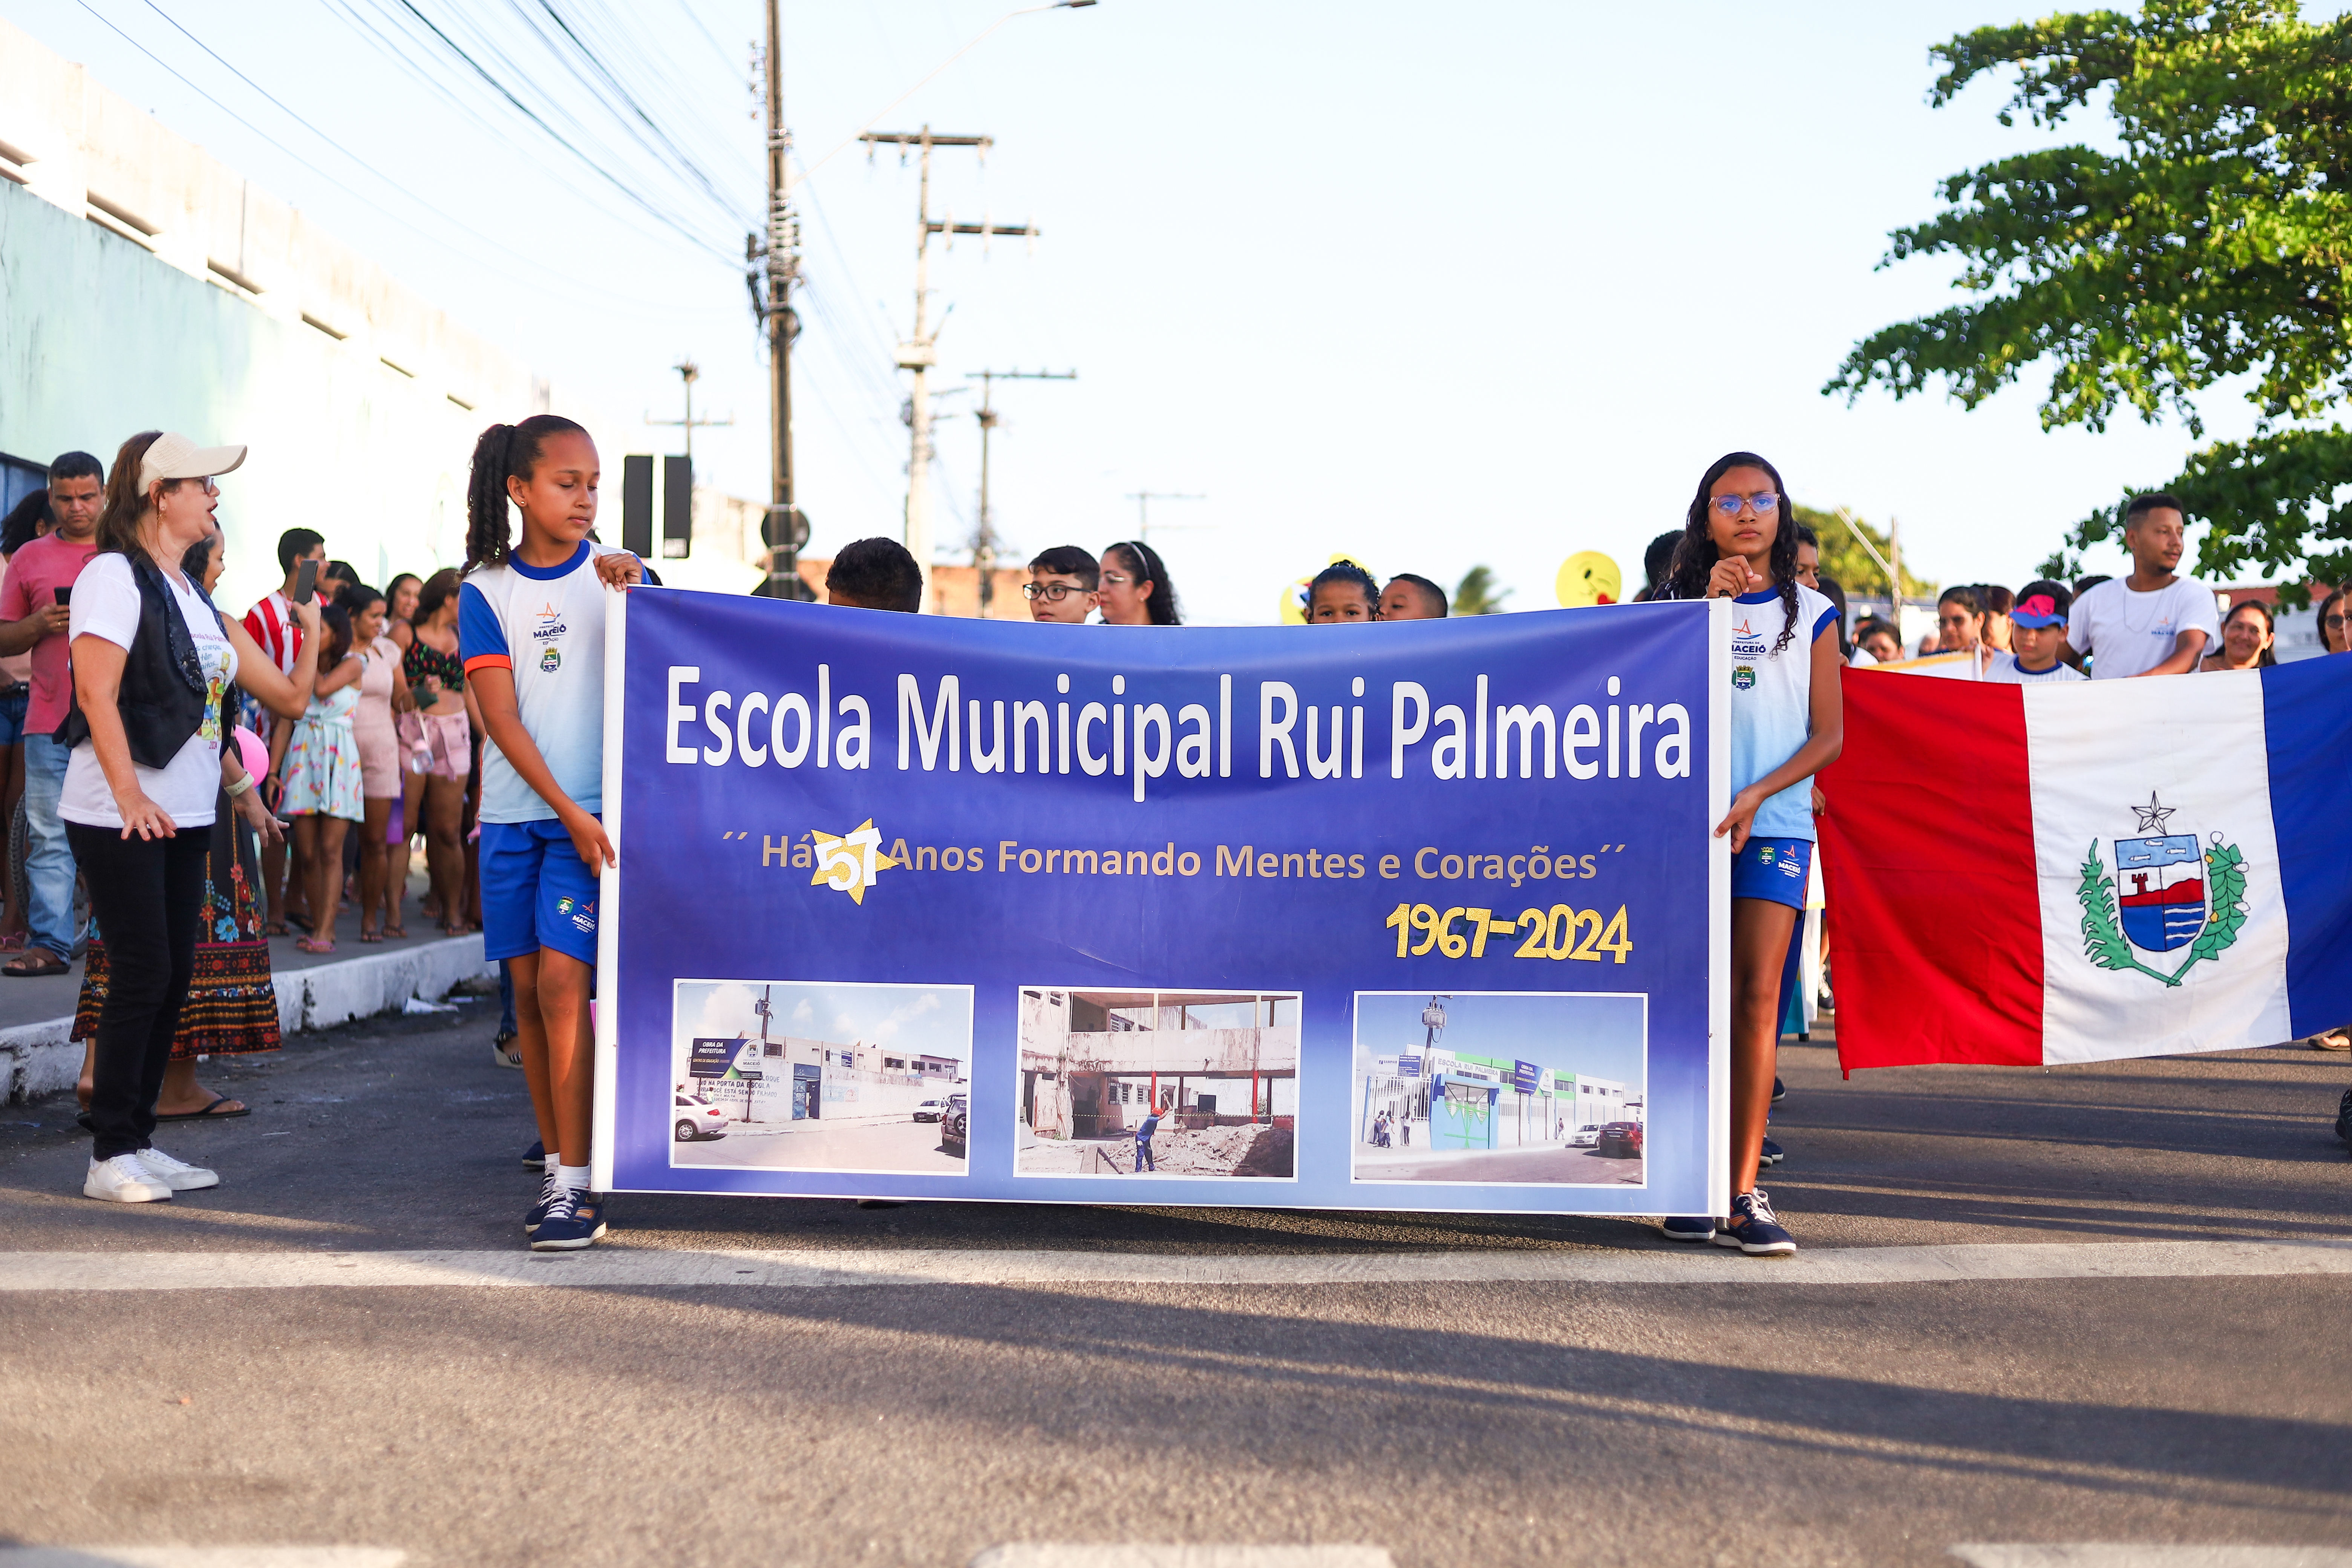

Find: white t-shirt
<box><xmin>1984</xmin><ymin>651</ymin><xmax>2087</xmax><ymax>684</ymax></box>
<box><xmin>60</xmin><ymin>554</ymin><xmax>237</xmax><ymax>830</ymax></box>
<box><xmin>1727</xmin><ymin>583</ymin><xmax>1840</xmax><ymax>843</ymax></box>
<box><xmin>2067</xmin><ymin>577</ymin><xmax>2221</xmax><ymax>680</ymax></box>
<box><xmin>458</xmin><ymin>541</ymin><xmax>626</xmax><ymax>824</ymax></box>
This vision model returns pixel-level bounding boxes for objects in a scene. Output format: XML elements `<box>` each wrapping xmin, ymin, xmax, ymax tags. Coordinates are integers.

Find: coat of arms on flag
<box><xmin>2076</xmin><ymin>792</ymin><xmax>2246</xmax><ymax>987</ymax></box>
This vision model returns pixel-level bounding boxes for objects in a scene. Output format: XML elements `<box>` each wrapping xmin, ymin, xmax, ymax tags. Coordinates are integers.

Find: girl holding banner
<box><xmin>456</xmin><ymin>416</ymin><xmax>641</xmax><ymax>1252</ymax></box>
<box><xmin>1657</xmin><ymin>452</ymin><xmax>1844</xmax><ymax>1255</ymax></box>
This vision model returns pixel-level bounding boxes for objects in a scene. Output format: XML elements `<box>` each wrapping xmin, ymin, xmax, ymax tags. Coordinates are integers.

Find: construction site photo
<box><xmin>1015</xmin><ymin>988</ymin><xmax>1299</xmax><ymax>1179</ymax></box>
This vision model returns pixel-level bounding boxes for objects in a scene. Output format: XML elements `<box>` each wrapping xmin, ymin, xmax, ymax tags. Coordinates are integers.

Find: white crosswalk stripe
<box><xmin>971</xmin><ymin>1551</ymin><xmax>1392</xmax><ymax>1568</ymax></box>
<box><xmin>1</xmin><ymin>1237</ymin><xmax>2348</xmax><ymax>1292</ymax></box>
<box><xmin>0</xmin><ymin>1551</ymin><xmax>405</xmax><ymax>1568</ymax></box>
<box><xmin>1951</xmin><ymin>1547</ymin><xmax>2352</xmax><ymax>1567</ymax></box>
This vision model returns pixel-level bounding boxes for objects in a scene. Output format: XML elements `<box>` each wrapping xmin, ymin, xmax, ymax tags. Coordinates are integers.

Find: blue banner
<box><xmin>592</xmin><ymin>590</ymin><xmax>1727</xmax><ymax>1214</ymax></box>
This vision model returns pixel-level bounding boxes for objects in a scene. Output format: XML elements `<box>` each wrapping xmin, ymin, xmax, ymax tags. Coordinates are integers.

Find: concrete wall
<box><xmin>0</xmin><ymin>16</ymin><xmax>542</xmax><ymax>611</ymax></box>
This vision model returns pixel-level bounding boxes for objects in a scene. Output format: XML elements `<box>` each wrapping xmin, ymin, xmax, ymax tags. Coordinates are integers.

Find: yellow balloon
<box><xmin>1278</xmin><ymin>579</ymin><xmax>1311</xmax><ymax>625</ymax></box>
<box><xmin>1556</xmin><ymin>551</ymin><xmax>1623</xmax><ymax>608</ymax></box>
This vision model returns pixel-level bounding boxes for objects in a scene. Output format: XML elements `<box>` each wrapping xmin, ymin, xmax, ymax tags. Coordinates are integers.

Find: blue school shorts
<box><xmin>1730</xmin><ymin>836</ymin><xmax>1811</xmax><ymax>912</ymax></box>
<box><xmin>480</xmin><ymin>817</ymin><xmax>601</xmax><ymax>966</ymax></box>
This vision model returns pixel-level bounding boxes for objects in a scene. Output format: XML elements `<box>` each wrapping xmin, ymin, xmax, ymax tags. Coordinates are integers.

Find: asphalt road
<box><xmin>3</xmin><ymin>1001</ymin><xmax>2347</xmax><ymax>1568</ymax></box>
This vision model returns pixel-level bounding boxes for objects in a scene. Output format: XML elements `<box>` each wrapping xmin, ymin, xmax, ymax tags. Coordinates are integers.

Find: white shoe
<box><xmin>134</xmin><ymin>1145</ymin><xmax>219</xmax><ymax>1191</ymax></box>
<box><xmin>85</xmin><ymin>1153</ymin><xmax>173</xmax><ymax>1203</ymax></box>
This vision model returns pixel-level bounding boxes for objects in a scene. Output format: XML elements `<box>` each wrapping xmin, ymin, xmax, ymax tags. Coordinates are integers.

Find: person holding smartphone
<box><xmin>0</xmin><ymin>451</ymin><xmax>107</xmax><ymax>977</ymax></box>
<box><xmin>242</xmin><ymin>531</ymin><xmax>325</xmax><ymax>936</ymax></box>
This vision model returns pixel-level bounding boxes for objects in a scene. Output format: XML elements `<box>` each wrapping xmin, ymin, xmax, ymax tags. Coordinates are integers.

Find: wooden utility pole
<box><xmin>859</xmin><ymin>128</ymin><xmax>1035</xmax><ymax>606</ymax></box>
<box><xmin>749</xmin><ymin>0</ymin><xmax>811</xmax><ymax>597</ymax></box>
<box><xmin>966</xmin><ymin>368</ymin><xmax>1075</xmax><ymax>614</ymax></box>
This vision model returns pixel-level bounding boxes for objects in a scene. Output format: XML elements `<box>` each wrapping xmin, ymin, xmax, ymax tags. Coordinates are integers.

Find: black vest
<box><xmin>57</xmin><ymin>553</ymin><xmax>226</xmax><ymax>769</ymax></box>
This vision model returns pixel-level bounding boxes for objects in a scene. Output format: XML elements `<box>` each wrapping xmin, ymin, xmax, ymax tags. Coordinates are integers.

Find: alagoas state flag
<box><xmin>1819</xmin><ymin>655</ymin><xmax>2352</xmax><ymax>1069</ymax></box>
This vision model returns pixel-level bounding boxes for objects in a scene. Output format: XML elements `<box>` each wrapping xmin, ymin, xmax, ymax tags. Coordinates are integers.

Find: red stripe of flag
<box><xmin>1817</xmin><ymin>669</ymin><xmax>2044</xmax><ymax>1071</ymax></box>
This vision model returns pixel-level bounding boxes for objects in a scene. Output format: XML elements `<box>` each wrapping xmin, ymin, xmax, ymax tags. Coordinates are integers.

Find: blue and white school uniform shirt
<box><xmin>458</xmin><ymin>541</ymin><xmax>626</xmax><ymax>824</ymax></box>
<box><xmin>1727</xmin><ymin>583</ymin><xmax>1839</xmax><ymax>843</ymax></box>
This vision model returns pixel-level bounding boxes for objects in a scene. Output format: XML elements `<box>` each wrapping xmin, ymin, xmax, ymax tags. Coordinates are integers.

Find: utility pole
<box><xmin>966</xmin><ymin>368</ymin><xmax>1075</xmax><ymax>615</ymax></box>
<box><xmin>645</xmin><ymin>360</ymin><xmax>733</xmax><ymax>468</ymax></box>
<box><xmin>1123</xmin><ymin>490</ymin><xmax>1207</xmax><ymax>541</ymax></box>
<box><xmin>746</xmin><ymin>0</ymin><xmax>811</xmax><ymax>599</ymax></box>
<box><xmin>859</xmin><ymin>127</ymin><xmax>1035</xmax><ymax>607</ymax></box>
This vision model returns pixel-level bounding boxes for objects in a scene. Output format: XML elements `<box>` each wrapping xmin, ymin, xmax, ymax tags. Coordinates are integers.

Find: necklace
<box><xmin>2118</xmin><ymin>577</ymin><xmax>2176</xmax><ymax>634</ymax></box>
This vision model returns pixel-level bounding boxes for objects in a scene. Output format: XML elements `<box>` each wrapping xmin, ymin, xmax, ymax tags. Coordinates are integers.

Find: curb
<box><xmin>0</xmin><ymin>934</ymin><xmax>493</xmax><ymax>1104</ymax></box>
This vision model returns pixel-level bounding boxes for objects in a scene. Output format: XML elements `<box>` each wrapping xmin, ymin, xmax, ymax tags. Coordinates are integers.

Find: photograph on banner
<box><xmin>1015</xmin><ymin>987</ymin><xmax>1300</xmax><ymax>1179</ymax></box>
<box><xmin>668</xmin><ymin>979</ymin><xmax>972</xmax><ymax>1175</ymax></box>
<box><xmin>1351</xmin><ymin>990</ymin><xmax>1647</xmax><ymax>1185</ymax></box>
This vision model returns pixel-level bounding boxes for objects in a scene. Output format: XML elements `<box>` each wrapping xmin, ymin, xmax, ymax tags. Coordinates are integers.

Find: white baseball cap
<box><xmin>138</xmin><ymin>432</ymin><xmax>247</xmax><ymax>495</ymax></box>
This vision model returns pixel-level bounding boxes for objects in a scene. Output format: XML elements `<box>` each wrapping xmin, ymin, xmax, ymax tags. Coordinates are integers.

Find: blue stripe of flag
<box><xmin>2261</xmin><ymin>657</ymin><xmax>2352</xmax><ymax>1038</ymax></box>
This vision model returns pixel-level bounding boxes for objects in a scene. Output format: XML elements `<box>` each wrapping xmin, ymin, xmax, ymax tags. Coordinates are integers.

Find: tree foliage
<box><xmin>1828</xmin><ymin>0</ymin><xmax>2352</xmax><ymax>599</ymax></box>
<box><xmin>1795</xmin><ymin>504</ymin><xmax>1938</xmax><ymax>602</ymax></box>
<box><xmin>1453</xmin><ymin>565</ymin><xmax>1511</xmax><ymax>616</ymax></box>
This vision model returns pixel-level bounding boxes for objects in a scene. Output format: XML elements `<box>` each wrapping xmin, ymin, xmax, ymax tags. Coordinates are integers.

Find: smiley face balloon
<box><xmin>1555</xmin><ymin>551</ymin><xmax>1622</xmax><ymax>608</ymax></box>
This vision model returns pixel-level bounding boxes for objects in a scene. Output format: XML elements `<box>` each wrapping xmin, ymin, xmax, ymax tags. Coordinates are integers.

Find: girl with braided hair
<box><xmin>455</xmin><ymin>416</ymin><xmax>640</xmax><ymax>1250</ymax></box>
<box><xmin>1656</xmin><ymin>451</ymin><xmax>1843</xmax><ymax>1256</ymax></box>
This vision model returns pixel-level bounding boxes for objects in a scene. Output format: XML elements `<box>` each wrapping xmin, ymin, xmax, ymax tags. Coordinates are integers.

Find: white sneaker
<box><xmin>134</xmin><ymin>1145</ymin><xmax>219</xmax><ymax>1191</ymax></box>
<box><xmin>85</xmin><ymin>1153</ymin><xmax>173</xmax><ymax>1203</ymax></box>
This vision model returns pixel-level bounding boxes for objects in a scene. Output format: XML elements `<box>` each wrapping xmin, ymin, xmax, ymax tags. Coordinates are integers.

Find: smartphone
<box><xmin>292</xmin><ymin>559</ymin><xmax>318</xmax><ymax>606</ymax></box>
<box><xmin>53</xmin><ymin>586</ymin><xmax>69</xmax><ymax>606</ymax></box>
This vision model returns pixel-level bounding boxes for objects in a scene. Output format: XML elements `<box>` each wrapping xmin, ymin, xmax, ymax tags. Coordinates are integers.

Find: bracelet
<box><xmin>224</xmin><ymin>772</ymin><xmax>254</xmax><ymax>799</ymax></box>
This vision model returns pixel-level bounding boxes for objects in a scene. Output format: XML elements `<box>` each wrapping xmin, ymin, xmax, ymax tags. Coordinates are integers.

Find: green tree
<box><xmin>1828</xmin><ymin>1</ymin><xmax>2352</xmax><ymax>600</ymax></box>
<box><xmin>1795</xmin><ymin>504</ymin><xmax>1937</xmax><ymax>603</ymax></box>
<box><xmin>1453</xmin><ymin>565</ymin><xmax>1511</xmax><ymax>615</ymax></box>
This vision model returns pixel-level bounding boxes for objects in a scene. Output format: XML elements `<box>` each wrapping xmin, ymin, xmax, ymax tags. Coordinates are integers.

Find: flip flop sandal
<box><xmin>263</xmin><ymin>922</ymin><xmax>291</xmax><ymax>937</ymax></box>
<box><xmin>156</xmin><ymin>1095</ymin><xmax>249</xmax><ymax>1122</ymax></box>
<box><xmin>3</xmin><ymin>950</ymin><xmax>69</xmax><ymax>978</ymax></box>
<box><xmin>359</xmin><ymin>929</ymin><xmax>385</xmax><ymax>944</ymax></box>
<box><xmin>383</xmin><ymin>923</ymin><xmax>407</xmax><ymax>939</ymax></box>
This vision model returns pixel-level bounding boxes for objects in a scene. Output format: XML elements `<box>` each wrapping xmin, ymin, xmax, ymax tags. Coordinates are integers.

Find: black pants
<box><xmin>67</xmin><ymin>822</ymin><xmax>211</xmax><ymax>1161</ymax></box>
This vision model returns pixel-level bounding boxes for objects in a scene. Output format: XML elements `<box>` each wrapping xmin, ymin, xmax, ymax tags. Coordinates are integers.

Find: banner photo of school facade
<box><xmin>590</xmin><ymin>590</ymin><xmax>1732</xmax><ymax>1216</ymax></box>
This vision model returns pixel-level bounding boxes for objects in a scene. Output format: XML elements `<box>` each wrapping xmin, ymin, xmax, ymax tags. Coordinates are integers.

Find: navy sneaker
<box><xmin>521</xmin><ymin>1141</ymin><xmax>545</xmax><ymax>1170</ymax></box>
<box><xmin>1771</xmin><ymin>1076</ymin><xmax>1786</xmax><ymax>1104</ymax></box>
<box><xmin>530</xmin><ymin>1188</ymin><xmax>608</xmax><ymax>1251</ymax></box>
<box><xmin>1660</xmin><ymin>1215</ymin><xmax>1716</xmax><ymax>1243</ymax></box>
<box><xmin>1713</xmin><ymin>1189</ymin><xmax>1796</xmax><ymax>1256</ymax></box>
<box><xmin>1759</xmin><ymin>1136</ymin><xmax>1784</xmax><ymax>1166</ymax></box>
<box><xmin>523</xmin><ymin>1173</ymin><xmax>564</xmax><ymax>1235</ymax></box>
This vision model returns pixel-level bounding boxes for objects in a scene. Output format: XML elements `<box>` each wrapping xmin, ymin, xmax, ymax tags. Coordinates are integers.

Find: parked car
<box><xmin>913</xmin><ymin>1099</ymin><xmax>946</xmax><ymax>1123</ymax></box>
<box><xmin>674</xmin><ymin>1093</ymin><xmax>731</xmax><ymax>1142</ymax></box>
<box><xmin>940</xmin><ymin>1092</ymin><xmax>968</xmax><ymax>1155</ymax></box>
<box><xmin>1567</xmin><ymin>1123</ymin><xmax>1602</xmax><ymax>1148</ymax></box>
<box><xmin>1595</xmin><ymin>1120</ymin><xmax>1644</xmax><ymax>1158</ymax></box>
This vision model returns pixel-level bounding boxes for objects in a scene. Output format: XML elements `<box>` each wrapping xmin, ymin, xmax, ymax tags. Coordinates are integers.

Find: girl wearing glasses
<box><xmin>1655</xmin><ymin>451</ymin><xmax>1844</xmax><ymax>1256</ymax></box>
<box><xmin>1096</xmin><ymin>541</ymin><xmax>1182</xmax><ymax>626</ymax></box>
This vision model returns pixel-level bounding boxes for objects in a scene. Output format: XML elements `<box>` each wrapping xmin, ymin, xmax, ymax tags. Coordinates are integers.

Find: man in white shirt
<box><xmin>2063</xmin><ymin>494</ymin><xmax>2220</xmax><ymax>678</ymax></box>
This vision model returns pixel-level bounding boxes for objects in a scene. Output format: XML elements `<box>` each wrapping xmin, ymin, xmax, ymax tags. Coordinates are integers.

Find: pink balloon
<box><xmin>232</xmin><ymin>725</ymin><xmax>268</xmax><ymax>783</ymax></box>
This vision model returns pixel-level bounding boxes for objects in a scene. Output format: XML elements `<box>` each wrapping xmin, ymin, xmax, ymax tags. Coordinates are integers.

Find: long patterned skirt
<box><xmin>73</xmin><ymin>795</ymin><xmax>280</xmax><ymax>1060</ymax></box>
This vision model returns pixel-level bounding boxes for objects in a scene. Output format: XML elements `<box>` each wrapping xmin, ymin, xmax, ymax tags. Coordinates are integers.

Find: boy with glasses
<box><xmin>1023</xmin><ymin>546</ymin><xmax>1098</xmax><ymax>624</ymax></box>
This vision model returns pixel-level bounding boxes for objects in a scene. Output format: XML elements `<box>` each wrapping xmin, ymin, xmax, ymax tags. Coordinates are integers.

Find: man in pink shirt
<box><xmin>0</xmin><ymin>452</ymin><xmax>103</xmax><ymax>974</ymax></box>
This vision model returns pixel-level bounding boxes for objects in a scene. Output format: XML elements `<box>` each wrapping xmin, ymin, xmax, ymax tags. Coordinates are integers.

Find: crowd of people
<box><xmin>7</xmin><ymin>419</ymin><xmax>2342</xmax><ymax>1251</ymax></box>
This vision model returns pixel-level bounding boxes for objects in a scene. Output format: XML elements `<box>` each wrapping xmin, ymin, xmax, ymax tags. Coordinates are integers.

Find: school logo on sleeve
<box><xmin>809</xmin><ymin>819</ymin><xmax>902</xmax><ymax>906</ymax></box>
<box><xmin>2077</xmin><ymin>792</ymin><xmax>2246</xmax><ymax>986</ymax></box>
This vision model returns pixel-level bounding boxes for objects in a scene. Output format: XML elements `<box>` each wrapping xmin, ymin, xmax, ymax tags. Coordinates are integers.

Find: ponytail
<box><xmin>464</xmin><ymin>414</ymin><xmax>588</xmax><ymax>573</ymax></box>
<box><xmin>97</xmin><ymin>431</ymin><xmax>167</xmax><ymax>561</ymax></box>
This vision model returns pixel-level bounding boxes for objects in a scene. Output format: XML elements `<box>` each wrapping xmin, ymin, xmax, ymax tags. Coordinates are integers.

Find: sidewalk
<box><xmin>0</xmin><ymin>882</ymin><xmax>492</xmax><ymax>1102</ymax></box>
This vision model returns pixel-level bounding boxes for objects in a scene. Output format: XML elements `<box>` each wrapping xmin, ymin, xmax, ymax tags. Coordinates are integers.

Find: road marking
<box><xmin>1952</xmin><ymin>1548</ymin><xmax>2352</xmax><ymax>1567</ymax></box>
<box><xmin>973</xmin><ymin>1551</ymin><xmax>1392</xmax><ymax>1568</ymax></box>
<box><xmin>1</xmin><ymin>1237</ymin><xmax>2348</xmax><ymax>1292</ymax></box>
<box><xmin>0</xmin><ymin>1552</ymin><xmax>404</xmax><ymax>1568</ymax></box>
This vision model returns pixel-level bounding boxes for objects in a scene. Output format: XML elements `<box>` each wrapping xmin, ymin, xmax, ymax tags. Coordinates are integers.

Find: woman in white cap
<box><xmin>60</xmin><ymin>431</ymin><xmax>325</xmax><ymax>1203</ymax></box>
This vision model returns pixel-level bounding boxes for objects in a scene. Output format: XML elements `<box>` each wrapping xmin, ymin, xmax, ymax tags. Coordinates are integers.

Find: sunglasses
<box><xmin>1021</xmin><ymin>582</ymin><xmax>1088</xmax><ymax>602</ymax></box>
<box><xmin>1710</xmin><ymin>491</ymin><xmax>1779</xmax><ymax>516</ymax></box>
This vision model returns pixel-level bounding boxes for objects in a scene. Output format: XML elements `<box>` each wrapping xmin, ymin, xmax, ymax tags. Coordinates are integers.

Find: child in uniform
<box><xmin>456</xmin><ymin>416</ymin><xmax>641</xmax><ymax>1251</ymax></box>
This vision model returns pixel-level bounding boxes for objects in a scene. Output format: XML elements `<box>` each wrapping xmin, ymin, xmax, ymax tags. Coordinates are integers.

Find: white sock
<box><xmin>557</xmin><ymin>1162</ymin><xmax>590</xmax><ymax>1193</ymax></box>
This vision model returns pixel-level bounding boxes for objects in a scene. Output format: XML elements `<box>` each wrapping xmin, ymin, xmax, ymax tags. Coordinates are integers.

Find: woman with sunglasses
<box><xmin>2317</xmin><ymin>588</ymin><xmax>2347</xmax><ymax>655</ymax></box>
<box><xmin>1654</xmin><ymin>452</ymin><xmax>1842</xmax><ymax>1256</ymax></box>
<box><xmin>1095</xmin><ymin>541</ymin><xmax>1182</xmax><ymax>626</ymax></box>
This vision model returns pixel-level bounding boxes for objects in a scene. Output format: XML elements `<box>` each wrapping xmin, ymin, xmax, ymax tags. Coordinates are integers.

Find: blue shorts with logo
<box><xmin>1730</xmin><ymin>835</ymin><xmax>1811</xmax><ymax>912</ymax></box>
<box><xmin>481</xmin><ymin>817</ymin><xmax>600</xmax><ymax>966</ymax></box>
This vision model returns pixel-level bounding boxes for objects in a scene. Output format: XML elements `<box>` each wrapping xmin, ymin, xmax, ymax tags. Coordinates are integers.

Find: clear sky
<box><xmin>1354</xmin><ymin>990</ymin><xmax>1645</xmax><ymax>1091</ymax></box>
<box><xmin>677</xmin><ymin>979</ymin><xmax>973</xmax><ymax>1064</ymax></box>
<box><xmin>10</xmin><ymin>2</ymin><xmax>2295</xmax><ymax>623</ymax></box>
